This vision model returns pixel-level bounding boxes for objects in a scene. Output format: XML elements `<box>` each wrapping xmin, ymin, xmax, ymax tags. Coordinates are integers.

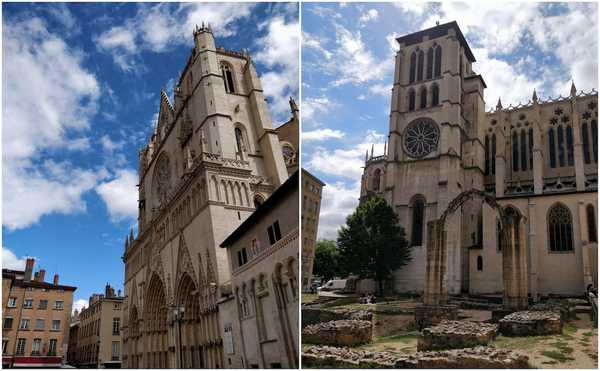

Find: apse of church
<box><xmin>121</xmin><ymin>24</ymin><xmax>295</xmax><ymax>369</ymax></box>
<box><xmin>360</xmin><ymin>21</ymin><xmax>597</xmax><ymax>299</ymax></box>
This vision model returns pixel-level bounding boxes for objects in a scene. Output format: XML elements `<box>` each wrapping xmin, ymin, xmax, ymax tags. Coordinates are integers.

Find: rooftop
<box><xmin>396</xmin><ymin>21</ymin><xmax>475</xmax><ymax>62</ymax></box>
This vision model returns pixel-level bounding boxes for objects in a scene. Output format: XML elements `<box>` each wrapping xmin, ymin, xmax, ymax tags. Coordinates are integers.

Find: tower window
<box><xmin>235</xmin><ymin>127</ymin><xmax>244</xmax><ymax>153</ymax></box>
<box><xmin>426</xmin><ymin>47</ymin><xmax>434</xmax><ymax>79</ymax></box>
<box><xmin>548</xmin><ymin>128</ymin><xmax>556</xmax><ymax>168</ymax></box>
<box><xmin>491</xmin><ymin>134</ymin><xmax>496</xmax><ymax>174</ymax></box>
<box><xmin>566</xmin><ymin>125</ymin><xmax>574</xmax><ymax>166</ymax></box>
<box><xmin>557</xmin><ymin>125</ymin><xmax>565</xmax><ymax>167</ymax></box>
<box><xmin>431</xmin><ymin>84</ymin><xmax>439</xmax><ymax>106</ymax></box>
<box><xmin>408</xmin><ymin>89</ymin><xmax>416</xmax><ymax>111</ymax></box>
<box><xmin>410</xmin><ymin>196</ymin><xmax>425</xmax><ymax>246</ymax></box>
<box><xmin>528</xmin><ymin>128</ymin><xmax>533</xmax><ymax>170</ymax></box>
<box><xmin>409</xmin><ymin>52</ymin><xmax>416</xmax><ymax>83</ymax></box>
<box><xmin>548</xmin><ymin>203</ymin><xmax>574</xmax><ymax>252</ymax></box>
<box><xmin>582</xmin><ymin>122</ymin><xmax>591</xmax><ymax>164</ymax></box>
<box><xmin>587</xmin><ymin>204</ymin><xmax>597</xmax><ymax>243</ymax></box>
<box><xmin>419</xmin><ymin>86</ymin><xmax>427</xmax><ymax>109</ymax></box>
<box><xmin>476</xmin><ymin>255</ymin><xmax>483</xmax><ymax>271</ymax></box>
<box><xmin>417</xmin><ymin>50</ymin><xmax>424</xmax><ymax>81</ymax></box>
<box><xmin>221</xmin><ymin>63</ymin><xmax>235</xmax><ymax>93</ymax></box>
<box><xmin>592</xmin><ymin>120</ymin><xmax>598</xmax><ymax>163</ymax></box>
<box><xmin>434</xmin><ymin>45</ymin><xmax>442</xmax><ymax>77</ymax></box>
<box><xmin>520</xmin><ymin>130</ymin><xmax>527</xmax><ymax>171</ymax></box>
<box><xmin>372</xmin><ymin>169</ymin><xmax>381</xmax><ymax>191</ymax></box>
<box><xmin>484</xmin><ymin>135</ymin><xmax>490</xmax><ymax>175</ymax></box>
<box><xmin>512</xmin><ymin>131</ymin><xmax>519</xmax><ymax>172</ymax></box>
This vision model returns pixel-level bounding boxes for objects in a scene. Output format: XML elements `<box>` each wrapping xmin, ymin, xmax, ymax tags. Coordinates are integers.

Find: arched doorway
<box><xmin>144</xmin><ymin>274</ymin><xmax>169</xmax><ymax>368</ymax></box>
<box><xmin>129</xmin><ymin>306</ymin><xmax>141</xmax><ymax>368</ymax></box>
<box><xmin>425</xmin><ymin>189</ymin><xmax>528</xmax><ymax>310</ymax></box>
<box><xmin>175</xmin><ymin>273</ymin><xmax>201</xmax><ymax>368</ymax></box>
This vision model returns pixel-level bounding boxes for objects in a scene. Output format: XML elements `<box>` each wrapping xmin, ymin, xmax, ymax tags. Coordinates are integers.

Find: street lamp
<box><xmin>171</xmin><ymin>305</ymin><xmax>185</xmax><ymax>368</ymax></box>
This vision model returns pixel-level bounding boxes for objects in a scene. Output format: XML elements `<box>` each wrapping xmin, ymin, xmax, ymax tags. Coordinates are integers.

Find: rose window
<box><xmin>403</xmin><ymin>118</ymin><xmax>440</xmax><ymax>158</ymax></box>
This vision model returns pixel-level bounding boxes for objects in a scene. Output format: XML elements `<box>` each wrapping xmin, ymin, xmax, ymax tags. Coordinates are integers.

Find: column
<box><xmin>578</xmin><ymin>200</ymin><xmax>594</xmax><ymax>288</ymax></box>
<box><xmin>528</xmin><ymin>201</ymin><xmax>539</xmax><ymax>301</ymax></box>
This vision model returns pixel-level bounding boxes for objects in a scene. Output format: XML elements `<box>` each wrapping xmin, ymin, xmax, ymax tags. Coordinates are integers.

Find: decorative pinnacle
<box><xmin>532</xmin><ymin>88</ymin><xmax>538</xmax><ymax>103</ymax></box>
<box><xmin>496</xmin><ymin>97</ymin><xmax>503</xmax><ymax>110</ymax></box>
<box><xmin>570</xmin><ymin>80</ymin><xmax>577</xmax><ymax>97</ymax></box>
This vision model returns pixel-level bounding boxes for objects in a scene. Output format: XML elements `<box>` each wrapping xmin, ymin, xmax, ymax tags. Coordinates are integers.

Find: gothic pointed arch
<box><xmin>408</xmin><ymin>88</ymin><xmax>416</xmax><ymax>111</ymax></box>
<box><xmin>409</xmin><ymin>51</ymin><xmax>416</xmax><ymax>83</ymax></box>
<box><xmin>434</xmin><ymin>44</ymin><xmax>442</xmax><ymax>77</ymax></box>
<box><xmin>431</xmin><ymin>84</ymin><xmax>439</xmax><ymax>106</ymax></box>
<box><xmin>426</xmin><ymin>47</ymin><xmax>434</xmax><ymax>79</ymax></box>
<box><xmin>587</xmin><ymin>204</ymin><xmax>597</xmax><ymax>243</ymax></box>
<box><xmin>220</xmin><ymin>61</ymin><xmax>236</xmax><ymax>93</ymax></box>
<box><xmin>410</xmin><ymin>194</ymin><xmax>426</xmax><ymax>246</ymax></box>
<box><xmin>372</xmin><ymin>168</ymin><xmax>381</xmax><ymax>191</ymax></box>
<box><xmin>417</xmin><ymin>49</ymin><xmax>424</xmax><ymax>81</ymax></box>
<box><xmin>176</xmin><ymin>233</ymin><xmax>199</xmax><ymax>291</ymax></box>
<box><xmin>419</xmin><ymin>85</ymin><xmax>427</xmax><ymax>109</ymax></box>
<box><xmin>547</xmin><ymin>203</ymin><xmax>574</xmax><ymax>252</ymax></box>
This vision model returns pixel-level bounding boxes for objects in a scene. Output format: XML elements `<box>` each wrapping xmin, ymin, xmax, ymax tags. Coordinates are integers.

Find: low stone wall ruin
<box><xmin>414</xmin><ymin>304</ymin><xmax>459</xmax><ymax>330</ymax></box>
<box><xmin>499</xmin><ymin>310</ymin><xmax>562</xmax><ymax>336</ymax></box>
<box><xmin>301</xmin><ymin>307</ymin><xmax>372</xmax><ymax>328</ymax></box>
<box><xmin>302</xmin><ymin>320</ymin><xmax>373</xmax><ymax>347</ymax></box>
<box><xmin>418</xmin><ymin>320</ymin><xmax>498</xmax><ymax>351</ymax></box>
<box><xmin>302</xmin><ymin>345</ymin><xmax>530</xmax><ymax>369</ymax></box>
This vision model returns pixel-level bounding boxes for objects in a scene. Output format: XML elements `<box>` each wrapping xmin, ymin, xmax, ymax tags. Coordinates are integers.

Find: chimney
<box><xmin>24</xmin><ymin>258</ymin><xmax>34</xmax><ymax>281</ymax></box>
<box><xmin>53</xmin><ymin>274</ymin><xmax>59</xmax><ymax>286</ymax></box>
<box><xmin>38</xmin><ymin>269</ymin><xmax>46</xmax><ymax>282</ymax></box>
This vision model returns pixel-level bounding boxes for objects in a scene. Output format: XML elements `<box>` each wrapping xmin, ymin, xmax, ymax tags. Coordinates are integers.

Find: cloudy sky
<box><xmin>302</xmin><ymin>2</ymin><xmax>598</xmax><ymax>240</ymax></box>
<box><xmin>2</xmin><ymin>2</ymin><xmax>299</xmax><ymax>313</ymax></box>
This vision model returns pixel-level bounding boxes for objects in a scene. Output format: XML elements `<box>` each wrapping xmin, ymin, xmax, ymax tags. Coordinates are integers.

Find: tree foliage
<box><xmin>337</xmin><ymin>197</ymin><xmax>411</xmax><ymax>293</ymax></box>
<box><xmin>312</xmin><ymin>239</ymin><xmax>340</xmax><ymax>283</ymax></box>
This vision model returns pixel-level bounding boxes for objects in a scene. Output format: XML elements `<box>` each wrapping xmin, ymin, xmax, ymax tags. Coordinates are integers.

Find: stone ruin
<box><xmin>302</xmin><ymin>345</ymin><xmax>530</xmax><ymax>369</ymax></box>
<box><xmin>499</xmin><ymin>310</ymin><xmax>562</xmax><ymax>336</ymax></box>
<box><xmin>302</xmin><ymin>320</ymin><xmax>373</xmax><ymax>347</ymax></box>
<box><xmin>301</xmin><ymin>307</ymin><xmax>372</xmax><ymax>328</ymax></box>
<box><xmin>414</xmin><ymin>304</ymin><xmax>458</xmax><ymax>330</ymax></box>
<box><xmin>418</xmin><ymin>320</ymin><xmax>498</xmax><ymax>351</ymax></box>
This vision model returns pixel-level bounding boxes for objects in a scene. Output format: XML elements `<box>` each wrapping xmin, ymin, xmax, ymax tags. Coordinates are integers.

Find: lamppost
<box><xmin>171</xmin><ymin>305</ymin><xmax>185</xmax><ymax>368</ymax></box>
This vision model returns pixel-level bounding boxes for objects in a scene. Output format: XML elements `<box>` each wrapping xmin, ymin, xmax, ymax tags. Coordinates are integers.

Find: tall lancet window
<box><xmin>408</xmin><ymin>89</ymin><xmax>416</xmax><ymax>111</ymax></box>
<box><xmin>410</xmin><ymin>196</ymin><xmax>425</xmax><ymax>246</ymax></box>
<box><xmin>426</xmin><ymin>47</ymin><xmax>434</xmax><ymax>79</ymax></box>
<box><xmin>434</xmin><ymin>45</ymin><xmax>442</xmax><ymax>77</ymax></box>
<box><xmin>520</xmin><ymin>130</ymin><xmax>527</xmax><ymax>171</ymax></box>
<box><xmin>372</xmin><ymin>169</ymin><xmax>381</xmax><ymax>191</ymax></box>
<box><xmin>548</xmin><ymin>128</ymin><xmax>557</xmax><ymax>168</ymax></box>
<box><xmin>548</xmin><ymin>203</ymin><xmax>574</xmax><ymax>252</ymax></box>
<box><xmin>587</xmin><ymin>204</ymin><xmax>597</xmax><ymax>242</ymax></box>
<box><xmin>592</xmin><ymin>119</ymin><xmax>598</xmax><ymax>162</ymax></box>
<box><xmin>566</xmin><ymin>125</ymin><xmax>574</xmax><ymax>166</ymax></box>
<box><xmin>484</xmin><ymin>135</ymin><xmax>490</xmax><ymax>175</ymax></box>
<box><xmin>417</xmin><ymin>50</ymin><xmax>424</xmax><ymax>81</ymax></box>
<box><xmin>512</xmin><ymin>131</ymin><xmax>519</xmax><ymax>172</ymax></box>
<box><xmin>431</xmin><ymin>84</ymin><xmax>439</xmax><ymax>106</ymax></box>
<box><xmin>491</xmin><ymin>134</ymin><xmax>496</xmax><ymax>174</ymax></box>
<box><xmin>409</xmin><ymin>52</ymin><xmax>417</xmax><ymax>83</ymax></box>
<box><xmin>235</xmin><ymin>127</ymin><xmax>244</xmax><ymax>154</ymax></box>
<box><xmin>582</xmin><ymin>122</ymin><xmax>591</xmax><ymax>164</ymax></box>
<box><xmin>528</xmin><ymin>128</ymin><xmax>534</xmax><ymax>170</ymax></box>
<box><xmin>420</xmin><ymin>86</ymin><xmax>427</xmax><ymax>109</ymax></box>
<box><xmin>221</xmin><ymin>63</ymin><xmax>235</xmax><ymax>93</ymax></box>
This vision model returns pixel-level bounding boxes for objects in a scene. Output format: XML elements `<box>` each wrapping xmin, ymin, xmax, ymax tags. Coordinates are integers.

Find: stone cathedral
<box><xmin>360</xmin><ymin>21</ymin><xmax>598</xmax><ymax>300</ymax></box>
<box><xmin>121</xmin><ymin>25</ymin><xmax>295</xmax><ymax>368</ymax></box>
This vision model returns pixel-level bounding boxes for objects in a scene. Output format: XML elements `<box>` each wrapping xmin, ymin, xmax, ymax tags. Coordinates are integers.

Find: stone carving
<box><xmin>418</xmin><ymin>320</ymin><xmax>498</xmax><ymax>351</ymax></box>
<box><xmin>403</xmin><ymin>118</ymin><xmax>440</xmax><ymax>158</ymax></box>
<box><xmin>302</xmin><ymin>320</ymin><xmax>372</xmax><ymax>346</ymax></box>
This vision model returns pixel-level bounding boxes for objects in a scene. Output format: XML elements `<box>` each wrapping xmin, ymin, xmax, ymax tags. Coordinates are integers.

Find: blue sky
<box><xmin>2</xmin><ymin>2</ymin><xmax>299</xmax><ymax>312</ymax></box>
<box><xmin>302</xmin><ymin>2</ymin><xmax>598</xmax><ymax>240</ymax></box>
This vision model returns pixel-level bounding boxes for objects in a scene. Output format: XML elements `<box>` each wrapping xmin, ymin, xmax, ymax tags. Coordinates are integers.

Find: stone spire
<box><xmin>532</xmin><ymin>88</ymin><xmax>538</xmax><ymax>103</ymax></box>
<box><xmin>365</xmin><ymin>150</ymin><xmax>368</xmax><ymax>164</ymax></box>
<box><xmin>289</xmin><ymin>96</ymin><xmax>298</xmax><ymax>113</ymax></box>
<box><xmin>129</xmin><ymin>228</ymin><xmax>134</xmax><ymax>246</ymax></box>
<box><xmin>496</xmin><ymin>97</ymin><xmax>503</xmax><ymax>110</ymax></box>
<box><xmin>370</xmin><ymin>144</ymin><xmax>374</xmax><ymax>159</ymax></box>
<box><xmin>570</xmin><ymin>80</ymin><xmax>577</xmax><ymax>97</ymax></box>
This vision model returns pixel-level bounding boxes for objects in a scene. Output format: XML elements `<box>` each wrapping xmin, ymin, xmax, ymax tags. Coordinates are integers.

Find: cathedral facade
<box><xmin>121</xmin><ymin>25</ymin><xmax>293</xmax><ymax>368</ymax></box>
<box><xmin>360</xmin><ymin>21</ymin><xmax>598</xmax><ymax>300</ymax></box>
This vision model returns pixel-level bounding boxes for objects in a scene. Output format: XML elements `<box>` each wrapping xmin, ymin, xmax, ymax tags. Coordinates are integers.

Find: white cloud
<box><xmin>100</xmin><ymin>135</ymin><xmax>125</xmax><ymax>154</ymax></box>
<box><xmin>303</xmin><ymin>32</ymin><xmax>333</xmax><ymax>60</ymax></box>
<box><xmin>393</xmin><ymin>2</ymin><xmax>430</xmax><ymax>16</ymax></box>
<box><xmin>302</xmin><ymin>96</ymin><xmax>336</xmax><ymax>122</ymax></box>
<box><xmin>317</xmin><ymin>181</ymin><xmax>362</xmax><ymax>239</ymax></box>
<box><xmin>303</xmin><ymin>129</ymin><xmax>346</xmax><ymax>141</ymax></box>
<box><xmin>3</xmin><ymin>17</ymin><xmax>105</xmax><ymax>230</ymax></box>
<box><xmin>95</xmin><ymin>169</ymin><xmax>138</xmax><ymax>222</ymax></box>
<box><xmin>72</xmin><ymin>299</ymin><xmax>88</xmax><ymax>315</ymax></box>
<box><xmin>2</xmin><ymin>247</ymin><xmax>33</xmax><ymax>270</ymax></box>
<box><xmin>359</xmin><ymin>9</ymin><xmax>379</xmax><ymax>23</ymax></box>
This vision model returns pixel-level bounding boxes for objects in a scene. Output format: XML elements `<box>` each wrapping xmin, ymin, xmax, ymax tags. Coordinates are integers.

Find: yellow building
<box><xmin>301</xmin><ymin>169</ymin><xmax>325</xmax><ymax>291</ymax></box>
<box><xmin>2</xmin><ymin>258</ymin><xmax>75</xmax><ymax>368</ymax></box>
<box><xmin>68</xmin><ymin>284</ymin><xmax>123</xmax><ymax>368</ymax></box>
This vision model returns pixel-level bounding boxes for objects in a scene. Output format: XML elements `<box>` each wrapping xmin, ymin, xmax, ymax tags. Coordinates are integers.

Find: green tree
<box><xmin>313</xmin><ymin>240</ymin><xmax>340</xmax><ymax>283</ymax></box>
<box><xmin>337</xmin><ymin>197</ymin><xmax>411</xmax><ymax>294</ymax></box>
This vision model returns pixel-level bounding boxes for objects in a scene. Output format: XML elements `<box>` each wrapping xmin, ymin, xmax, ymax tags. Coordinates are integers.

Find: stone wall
<box><xmin>418</xmin><ymin>321</ymin><xmax>498</xmax><ymax>351</ymax></box>
<box><xmin>499</xmin><ymin>310</ymin><xmax>562</xmax><ymax>336</ymax></box>
<box><xmin>414</xmin><ymin>304</ymin><xmax>458</xmax><ymax>330</ymax></box>
<box><xmin>302</xmin><ymin>345</ymin><xmax>530</xmax><ymax>369</ymax></box>
<box><xmin>302</xmin><ymin>320</ymin><xmax>373</xmax><ymax>347</ymax></box>
<box><xmin>301</xmin><ymin>307</ymin><xmax>372</xmax><ymax>328</ymax></box>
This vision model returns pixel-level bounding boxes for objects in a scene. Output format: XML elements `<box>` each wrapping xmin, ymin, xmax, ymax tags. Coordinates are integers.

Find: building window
<box><xmin>112</xmin><ymin>341</ymin><xmax>120</xmax><ymax>361</ymax></box>
<box><xmin>113</xmin><ymin>318</ymin><xmax>120</xmax><ymax>335</ymax></box>
<box><xmin>23</xmin><ymin>298</ymin><xmax>33</xmax><ymax>309</ymax></box>
<box><xmin>411</xmin><ymin>196</ymin><xmax>425</xmax><ymax>246</ymax></box>
<box><xmin>237</xmin><ymin>248</ymin><xmax>249</xmax><ymax>267</ymax></box>
<box><xmin>3</xmin><ymin>317</ymin><xmax>13</xmax><ymax>329</ymax></box>
<box><xmin>221</xmin><ymin>63</ymin><xmax>235</xmax><ymax>93</ymax></box>
<box><xmin>548</xmin><ymin>128</ymin><xmax>556</xmax><ymax>168</ymax></box>
<box><xmin>48</xmin><ymin>339</ymin><xmax>57</xmax><ymax>356</ymax></box>
<box><xmin>7</xmin><ymin>297</ymin><xmax>16</xmax><ymax>308</ymax></box>
<box><xmin>582</xmin><ymin>122</ymin><xmax>591</xmax><ymax>164</ymax></box>
<box><xmin>52</xmin><ymin>320</ymin><xmax>60</xmax><ymax>331</ymax></box>
<box><xmin>408</xmin><ymin>89</ymin><xmax>416</xmax><ymax>111</ymax></box>
<box><xmin>431</xmin><ymin>84</ymin><xmax>439</xmax><ymax>106</ymax></box>
<box><xmin>372</xmin><ymin>169</ymin><xmax>381</xmax><ymax>191</ymax></box>
<box><xmin>484</xmin><ymin>136</ymin><xmax>490</xmax><ymax>175</ymax></box>
<box><xmin>38</xmin><ymin>299</ymin><xmax>48</xmax><ymax>309</ymax></box>
<box><xmin>35</xmin><ymin>319</ymin><xmax>44</xmax><ymax>330</ymax></box>
<box><xmin>434</xmin><ymin>45</ymin><xmax>442</xmax><ymax>77</ymax></box>
<box><xmin>587</xmin><ymin>204</ymin><xmax>597</xmax><ymax>243</ymax></box>
<box><xmin>409</xmin><ymin>52</ymin><xmax>416</xmax><ymax>83</ymax></box>
<box><xmin>234</xmin><ymin>127</ymin><xmax>244</xmax><ymax>154</ymax></box>
<box><xmin>417</xmin><ymin>50</ymin><xmax>424</xmax><ymax>81</ymax></box>
<box><xmin>557</xmin><ymin>125</ymin><xmax>565</xmax><ymax>167</ymax></box>
<box><xmin>548</xmin><ymin>204</ymin><xmax>574</xmax><ymax>252</ymax></box>
<box><xmin>16</xmin><ymin>339</ymin><xmax>26</xmax><ymax>356</ymax></box>
<box><xmin>528</xmin><ymin>128</ymin><xmax>534</xmax><ymax>170</ymax></box>
<box><xmin>426</xmin><ymin>47</ymin><xmax>434</xmax><ymax>79</ymax></box>
<box><xmin>19</xmin><ymin>318</ymin><xmax>30</xmax><ymax>330</ymax></box>
<box><xmin>476</xmin><ymin>256</ymin><xmax>483</xmax><ymax>271</ymax></box>
<box><xmin>267</xmin><ymin>220</ymin><xmax>282</xmax><ymax>245</ymax></box>
<box><xmin>54</xmin><ymin>301</ymin><xmax>64</xmax><ymax>310</ymax></box>
<box><xmin>519</xmin><ymin>130</ymin><xmax>527</xmax><ymax>171</ymax></box>
<box><xmin>2</xmin><ymin>340</ymin><xmax>8</xmax><ymax>355</ymax></box>
<box><xmin>512</xmin><ymin>131</ymin><xmax>519</xmax><ymax>172</ymax></box>
<box><xmin>566</xmin><ymin>125</ymin><xmax>574</xmax><ymax>166</ymax></box>
<box><xmin>419</xmin><ymin>86</ymin><xmax>427</xmax><ymax>109</ymax></box>
<box><xmin>496</xmin><ymin>220</ymin><xmax>502</xmax><ymax>252</ymax></box>
<box><xmin>592</xmin><ymin>120</ymin><xmax>598</xmax><ymax>163</ymax></box>
<box><xmin>31</xmin><ymin>338</ymin><xmax>41</xmax><ymax>356</ymax></box>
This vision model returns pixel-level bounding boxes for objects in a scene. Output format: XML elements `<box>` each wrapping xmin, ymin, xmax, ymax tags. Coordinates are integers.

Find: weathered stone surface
<box><xmin>414</xmin><ymin>304</ymin><xmax>458</xmax><ymax>330</ymax></box>
<box><xmin>499</xmin><ymin>310</ymin><xmax>562</xmax><ymax>336</ymax></box>
<box><xmin>301</xmin><ymin>307</ymin><xmax>372</xmax><ymax>328</ymax></box>
<box><xmin>418</xmin><ymin>320</ymin><xmax>498</xmax><ymax>351</ymax></box>
<box><xmin>302</xmin><ymin>320</ymin><xmax>373</xmax><ymax>346</ymax></box>
<box><xmin>302</xmin><ymin>345</ymin><xmax>530</xmax><ymax>369</ymax></box>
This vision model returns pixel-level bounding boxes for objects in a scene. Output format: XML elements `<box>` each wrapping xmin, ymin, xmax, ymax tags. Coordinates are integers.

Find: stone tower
<box><xmin>361</xmin><ymin>21</ymin><xmax>487</xmax><ymax>294</ymax></box>
<box><xmin>122</xmin><ymin>24</ymin><xmax>290</xmax><ymax>369</ymax></box>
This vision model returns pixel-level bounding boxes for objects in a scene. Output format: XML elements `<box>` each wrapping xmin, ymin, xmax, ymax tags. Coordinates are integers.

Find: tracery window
<box><xmin>410</xmin><ymin>196</ymin><xmax>425</xmax><ymax>246</ymax></box>
<box><xmin>548</xmin><ymin>128</ymin><xmax>557</xmax><ymax>168</ymax></box>
<box><xmin>221</xmin><ymin>63</ymin><xmax>235</xmax><ymax>93</ymax></box>
<box><xmin>235</xmin><ymin>127</ymin><xmax>244</xmax><ymax>154</ymax></box>
<box><xmin>409</xmin><ymin>52</ymin><xmax>416</xmax><ymax>83</ymax></box>
<box><xmin>592</xmin><ymin>120</ymin><xmax>598</xmax><ymax>163</ymax></box>
<box><xmin>484</xmin><ymin>135</ymin><xmax>490</xmax><ymax>175</ymax></box>
<box><xmin>557</xmin><ymin>125</ymin><xmax>565</xmax><ymax>167</ymax></box>
<box><xmin>520</xmin><ymin>130</ymin><xmax>527</xmax><ymax>171</ymax></box>
<box><xmin>408</xmin><ymin>89</ymin><xmax>416</xmax><ymax>111</ymax></box>
<box><xmin>372</xmin><ymin>169</ymin><xmax>381</xmax><ymax>191</ymax></box>
<box><xmin>426</xmin><ymin>47</ymin><xmax>434</xmax><ymax>79</ymax></box>
<box><xmin>434</xmin><ymin>45</ymin><xmax>442</xmax><ymax>77</ymax></box>
<box><xmin>582</xmin><ymin>122</ymin><xmax>591</xmax><ymax>164</ymax></box>
<box><xmin>587</xmin><ymin>204</ymin><xmax>597</xmax><ymax>243</ymax></box>
<box><xmin>419</xmin><ymin>86</ymin><xmax>427</xmax><ymax>109</ymax></box>
<box><xmin>431</xmin><ymin>84</ymin><xmax>439</xmax><ymax>106</ymax></box>
<box><xmin>548</xmin><ymin>204</ymin><xmax>574</xmax><ymax>252</ymax></box>
<box><xmin>512</xmin><ymin>131</ymin><xmax>519</xmax><ymax>172</ymax></box>
<box><xmin>417</xmin><ymin>50</ymin><xmax>424</xmax><ymax>81</ymax></box>
<box><xmin>528</xmin><ymin>128</ymin><xmax>534</xmax><ymax>170</ymax></box>
<box><xmin>566</xmin><ymin>126</ymin><xmax>574</xmax><ymax>166</ymax></box>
